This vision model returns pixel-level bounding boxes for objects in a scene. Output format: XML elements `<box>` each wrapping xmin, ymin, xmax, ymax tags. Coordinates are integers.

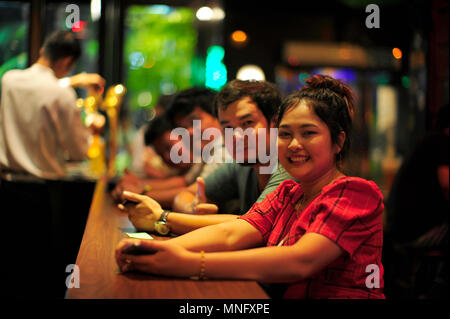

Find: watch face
<box><xmin>155</xmin><ymin>221</ymin><xmax>170</xmax><ymax>235</ymax></box>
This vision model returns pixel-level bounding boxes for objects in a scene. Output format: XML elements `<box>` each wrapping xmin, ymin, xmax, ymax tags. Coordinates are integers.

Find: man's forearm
<box><xmin>143</xmin><ymin>176</ymin><xmax>187</xmax><ymax>190</ymax></box>
<box><xmin>144</xmin><ymin>187</ymin><xmax>187</xmax><ymax>209</ymax></box>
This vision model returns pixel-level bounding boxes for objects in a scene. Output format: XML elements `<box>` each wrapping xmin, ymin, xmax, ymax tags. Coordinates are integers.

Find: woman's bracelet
<box><xmin>199</xmin><ymin>250</ymin><xmax>206</xmax><ymax>280</ymax></box>
<box><xmin>189</xmin><ymin>250</ymin><xmax>206</xmax><ymax>280</ymax></box>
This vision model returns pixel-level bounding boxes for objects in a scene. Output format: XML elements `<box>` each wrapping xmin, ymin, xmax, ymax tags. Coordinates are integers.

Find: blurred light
<box><xmin>160</xmin><ymin>81</ymin><xmax>176</xmax><ymax>95</ymax></box>
<box><xmin>114</xmin><ymin>84</ymin><xmax>125</xmax><ymax>95</ymax></box>
<box><xmin>236</xmin><ymin>65</ymin><xmax>265</xmax><ymax>81</ymax></box>
<box><xmin>76</xmin><ymin>98</ymin><xmax>84</xmax><ymax>109</ymax></box>
<box><xmin>335</xmin><ymin>69</ymin><xmax>357</xmax><ymax>83</ymax></box>
<box><xmin>288</xmin><ymin>56</ymin><xmax>300</xmax><ymax>66</ymax></box>
<box><xmin>298</xmin><ymin>72</ymin><xmax>310</xmax><ymax>85</ymax></box>
<box><xmin>129</xmin><ymin>52</ymin><xmax>145</xmax><ymax>69</ymax></box>
<box><xmin>339</xmin><ymin>48</ymin><xmax>352</xmax><ymax>60</ymax></box>
<box><xmin>392</xmin><ymin>47</ymin><xmax>402</xmax><ymax>59</ymax></box>
<box><xmin>72</xmin><ymin>21</ymin><xmax>86</xmax><ymax>32</ymax></box>
<box><xmin>90</xmin><ymin>0</ymin><xmax>101</xmax><ymax>22</ymax></box>
<box><xmin>85</xmin><ymin>96</ymin><xmax>96</xmax><ymax>109</ymax></box>
<box><xmin>138</xmin><ymin>92</ymin><xmax>152</xmax><ymax>107</ymax></box>
<box><xmin>401</xmin><ymin>75</ymin><xmax>410</xmax><ymax>88</ymax></box>
<box><xmin>168</xmin><ymin>11</ymin><xmax>182</xmax><ymax>22</ymax></box>
<box><xmin>143</xmin><ymin>59</ymin><xmax>155</xmax><ymax>68</ymax></box>
<box><xmin>196</xmin><ymin>6</ymin><xmax>213</xmax><ymax>21</ymax></box>
<box><xmin>375</xmin><ymin>73</ymin><xmax>390</xmax><ymax>85</ymax></box>
<box><xmin>231</xmin><ymin>30</ymin><xmax>247</xmax><ymax>43</ymax></box>
<box><xmin>148</xmin><ymin>5</ymin><xmax>171</xmax><ymax>15</ymax></box>
<box><xmin>212</xmin><ymin>7</ymin><xmax>225</xmax><ymax>20</ymax></box>
<box><xmin>317</xmin><ymin>67</ymin><xmax>336</xmax><ymax>77</ymax></box>
<box><xmin>207</xmin><ymin>45</ymin><xmax>225</xmax><ymax>61</ymax></box>
<box><xmin>107</xmin><ymin>96</ymin><xmax>118</xmax><ymax>107</ymax></box>
<box><xmin>205</xmin><ymin>45</ymin><xmax>227</xmax><ymax>90</ymax></box>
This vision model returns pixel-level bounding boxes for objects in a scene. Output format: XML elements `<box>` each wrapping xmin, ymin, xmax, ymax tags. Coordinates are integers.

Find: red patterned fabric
<box><xmin>240</xmin><ymin>177</ymin><xmax>385</xmax><ymax>299</ymax></box>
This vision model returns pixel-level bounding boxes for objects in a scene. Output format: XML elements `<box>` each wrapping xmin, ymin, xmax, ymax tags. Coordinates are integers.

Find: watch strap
<box><xmin>159</xmin><ymin>210</ymin><xmax>170</xmax><ymax>222</ymax></box>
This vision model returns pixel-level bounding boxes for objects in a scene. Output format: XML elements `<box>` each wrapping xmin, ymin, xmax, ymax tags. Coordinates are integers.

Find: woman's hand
<box><xmin>115</xmin><ymin>238</ymin><xmax>199</xmax><ymax>278</ymax></box>
<box><xmin>118</xmin><ymin>191</ymin><xmax>164</xmax><ymax>232</ymax></box>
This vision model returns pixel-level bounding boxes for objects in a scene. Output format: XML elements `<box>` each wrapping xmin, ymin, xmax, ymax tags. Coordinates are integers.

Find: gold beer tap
<box><xmin>99</xmin><ymin>84</ymin><xmax>126</xmax><ymax>178</ymax></box>
<box><xmin>76</xmin><ymin>84</ymin><xmax>126</xmax><ymax>178</ymax></box>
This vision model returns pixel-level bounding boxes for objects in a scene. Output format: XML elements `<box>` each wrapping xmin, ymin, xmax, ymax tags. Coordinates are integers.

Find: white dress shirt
<box><xmin>0</xmin><ymin>64</ymin><xmax>89</xmax><ymax>179</ymax></box>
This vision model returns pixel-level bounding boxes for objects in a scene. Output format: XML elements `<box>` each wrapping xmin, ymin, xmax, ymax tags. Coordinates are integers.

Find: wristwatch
<box><xmin>154</xmin><ymin>210</ymin><xmax>171</xmax><ymax>235</ymax></box>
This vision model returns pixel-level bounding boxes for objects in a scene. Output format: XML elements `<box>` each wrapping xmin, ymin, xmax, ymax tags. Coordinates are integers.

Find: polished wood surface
<box><xmin>66</xmin><ymin>178</ymin><xmax>269</xmax><ymax>299</ymax></box>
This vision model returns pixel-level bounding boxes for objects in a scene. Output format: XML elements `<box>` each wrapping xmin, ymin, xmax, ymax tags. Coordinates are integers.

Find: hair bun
<box><xmin>305</xmin><ymin>74</ymin><xmax>355</xmax><ymax>118</ymax></box>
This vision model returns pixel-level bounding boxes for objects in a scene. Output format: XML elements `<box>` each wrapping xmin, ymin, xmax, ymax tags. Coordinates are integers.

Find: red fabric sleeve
<box><xmin>306</xmin><ymin>178</ymin><xmax>384</xmax><ymax>257</ymax></box>
<box><xmin>239</xmin><ymin>180</ymin><xmax>299</xmax><ymax>244</ymax></box>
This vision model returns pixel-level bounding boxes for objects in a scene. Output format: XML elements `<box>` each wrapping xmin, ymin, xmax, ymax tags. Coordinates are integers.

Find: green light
<box><xmin>299</xmin><ymin>72</ymin><xmax>310</xmax><ymax>84</ymax></box>
<box><xmin>375</xmin><ymin>73</ymin><xmax>389</xmax><ymax>85</ymax></box>
<box><xmin>191</xmin><ymin>55</ymin><xmax>206</xmax><ymax>86</ymax></box>
<box><xmin>207</xmin><ymin>45</ymin><xmax>225</xmax><ymax>60</ymax></box>
<box><xmin>205</xmin><ymin>45</ymin><xmax>227</xmax><ymax>90</ymax></box>
<box><xmin>124</xmin><ymin>6</ymin><xmax>196</xmax><ymax>110</ymax></box>
<box><xmin>401</xmin><ymin>76</ymin><xmax>410</xmax><ymax>88</ymax></box>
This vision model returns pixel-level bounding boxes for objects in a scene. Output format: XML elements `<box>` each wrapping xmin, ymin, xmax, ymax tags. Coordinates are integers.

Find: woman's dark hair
<box><xmin>276</xmin><ymin>74</ymin><xmax>355</xmax><ymax>162</ymax></box>
<box><xmin>144</xmin><ymin>115</ymin><xmax>173</xmax><ymax>146</ymax></box>
<box><xmin>42</xmin><ymin>30</ymin><xmax>81</xmax><ymax>63</ymax></box>
<box><xmin>214</xmin><ymin>80</ymin><xmax>281</xmax><ymax>124</ymax></box>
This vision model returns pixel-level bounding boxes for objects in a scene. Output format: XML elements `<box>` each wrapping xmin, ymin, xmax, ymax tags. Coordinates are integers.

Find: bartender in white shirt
<box><xmin>0</xmin><ymin>30</ymin><xmax>105</xmax><ymax>299</ymax></box>
<box><xmin>0</xmin><ymin>30</ymin><xmax>105</xmax><ymax>179</ymax></box>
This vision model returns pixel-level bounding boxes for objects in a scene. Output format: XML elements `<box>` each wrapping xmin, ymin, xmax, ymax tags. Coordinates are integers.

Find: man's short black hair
<box><xmin>156</xmin><ymin>94</ymin><xmax>175</xmax><ymax>110</ymax></box>
<box><xmin>42</xmin><ymin>30</ymin><xmax>81</xmax><ymax>63</ymax></box>
<box><xmin>213</xmin><ymin>80</ymin><xmax>281</xmax><ymax>123</ymax></box>
<box><xmin>166</xmin><ymin>87</ymin><xmax>217</xmax><ymax>122</ymax></box>
<box><xmin>144</xmin><ymin>115</ymin><xmax>173</xmax><ymax>146</ymax></box>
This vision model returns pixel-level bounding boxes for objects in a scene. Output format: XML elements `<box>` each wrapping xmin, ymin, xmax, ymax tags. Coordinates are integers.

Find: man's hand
<box><xmin>118</xmin><ymin>191</ymin><xmax>164</xmax><ymax>232</ymax></box>
<box><xmin>111</xmin><ymin>169</ymin><xmax>147</xmax><ymax>202</ymax></box>
<box><xmin>191</xmin><ymin>177</ymin><xmax>218</xmax><ymax>214</ymax></box>
<box><xmin>69</xmin><ymin>72</ymin><xmax>105</xmax><ymax>93</ymax></box>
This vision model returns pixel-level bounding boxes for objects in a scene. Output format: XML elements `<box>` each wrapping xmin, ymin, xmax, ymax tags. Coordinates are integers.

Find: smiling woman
<box><xmin>276</xmin><ymin>74</ymin><xmax>354</xmax><ymax>185</ymax></box>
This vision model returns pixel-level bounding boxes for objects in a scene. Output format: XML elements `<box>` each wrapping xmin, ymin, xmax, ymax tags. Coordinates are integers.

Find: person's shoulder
<box><xmin>269</xmin><ymin>164</ymin><xmax>297</xmax><ymax>182</ymax></box>
<box><xmin>230</xmin><ymin>162</ymin><xmax>254</xmax><ymax>174</ymax></box>
<box><xmin>321</xmin><ymin>176</ymin><xmax>384</xmax><ymax>214</ymax></box>
<box><xmin>1</xmin><ymin>68</ymin><xmax>26</xmax><ymax>84</ymax></box>
<box><xmin>2</xmin><ymin>68</ymin><xmax>22</xmax><ymax>78</ymax></box>
<box><xmin>53</xmin><ymin>84</ymin><xmax>77</xmax><ymax>107</ymax></box>
<box><xmin>323</xmin><ymin>176</ymin><xmax>383</xmax><ymax>202</ymax></box>
<box><xmin>213</xmin><ymin>161</ymin><xmax>240</xmax><ymax>172</ymax></box>
<box><xmin>204</xmin><ymin>162</ymin><xmax>243</xmax><ymax>183</ymax></box>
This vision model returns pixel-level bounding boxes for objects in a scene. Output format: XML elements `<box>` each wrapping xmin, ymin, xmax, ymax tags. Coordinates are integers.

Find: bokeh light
<box><xmin>392</xmin><ymin>47</ymin><xmax>402</xmax><ymax>59</ymax></box>
<box><xmin>231</xmin><ymin>30</ymin><xmax>247</xmax><ymax>43</ymax></box>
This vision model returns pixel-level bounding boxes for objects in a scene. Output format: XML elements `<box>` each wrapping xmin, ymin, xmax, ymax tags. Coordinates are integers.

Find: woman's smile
<box><xmin>288</xmin><ymin>154</ymin><xmax>310</xmax><ymax>164</ymax></box>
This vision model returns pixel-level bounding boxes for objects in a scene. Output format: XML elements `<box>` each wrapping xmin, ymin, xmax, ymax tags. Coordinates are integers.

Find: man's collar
<box><xmin>32</xmin><ymin>63</ymin><xmax>56</xmax><ymax>77</ymax></box>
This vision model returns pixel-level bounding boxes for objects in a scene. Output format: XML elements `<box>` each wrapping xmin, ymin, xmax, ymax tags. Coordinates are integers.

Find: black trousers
<box><xmin>0</xmin><ymin>178</ymin><xmax>94</xmax><ymax>299</ymax></box>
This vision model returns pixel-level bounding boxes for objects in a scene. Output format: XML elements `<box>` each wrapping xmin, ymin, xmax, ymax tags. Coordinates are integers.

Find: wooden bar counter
<box><xmin>66</xmin><ymin>178</ymin><xmax>269</xmax><ymax>299</ymax></box>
